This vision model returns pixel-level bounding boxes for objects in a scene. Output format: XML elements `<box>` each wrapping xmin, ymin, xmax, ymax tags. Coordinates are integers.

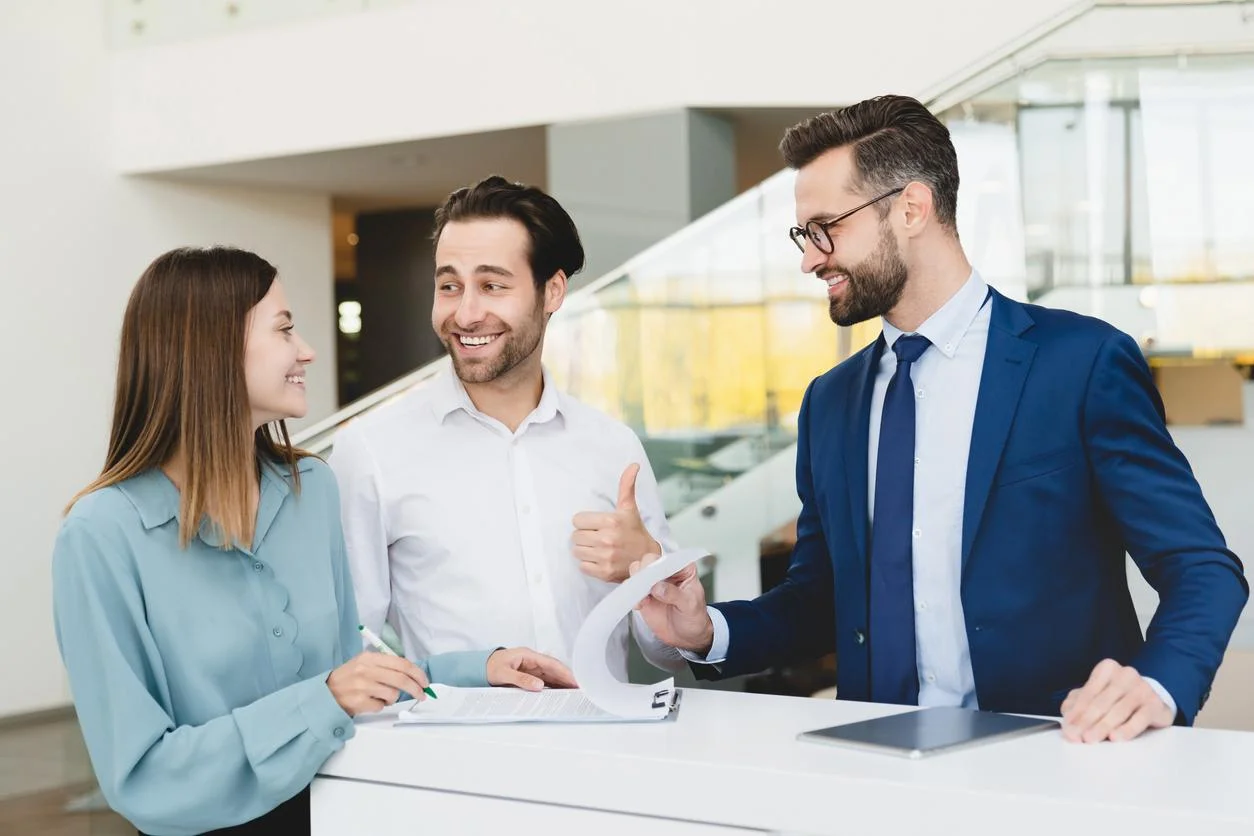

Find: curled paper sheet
<box><xmin>394</xmin><ymin>547</ymin><xmax>710</xmax><ymax>725</ymax></box>
<box><xmin>571</xmin><ymin>547</ymin><xmax>710</xmax><ymax>719</ymax></box>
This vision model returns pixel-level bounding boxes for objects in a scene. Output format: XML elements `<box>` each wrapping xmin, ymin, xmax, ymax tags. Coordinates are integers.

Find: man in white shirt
<box><xmin>330</xmin><ymin>176</ymin><xmax>682</xmax><ymax>681</ymax></box>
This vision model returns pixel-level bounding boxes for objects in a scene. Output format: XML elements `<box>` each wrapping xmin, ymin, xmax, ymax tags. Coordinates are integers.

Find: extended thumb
<box><xmin>617</xmin><ymin>463</ymin><xmax>640</xmax><ymax>509</ymax></box>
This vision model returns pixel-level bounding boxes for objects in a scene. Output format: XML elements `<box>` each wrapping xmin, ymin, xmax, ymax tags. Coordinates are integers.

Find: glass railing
<box><xmin>107</xmin><ymin>0</ymin><xmax>421</xmax><ymax>49</ymax></box>
<box><xmin>936</xmin><ymin>52</ymin><xmax>1254</xmax><ymax>294</ymax></box>
<box><xmin>296</xmin><ymin>169</ymin><xmax>882</xmax><ymax>517</ymax></box>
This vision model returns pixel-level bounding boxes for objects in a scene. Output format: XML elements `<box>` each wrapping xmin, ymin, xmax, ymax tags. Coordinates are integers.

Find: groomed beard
<box><xmin>826</xmin><ymin>223</ymin><xmax>909</xmax><ymax>327</ymax></box>
<box><xmin>443</xmin><ymin>295</ymin><xmax>546</xmax><ymax>385</ymax></box>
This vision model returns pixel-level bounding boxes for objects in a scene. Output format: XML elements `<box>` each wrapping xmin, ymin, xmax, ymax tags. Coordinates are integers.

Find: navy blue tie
<box><xmin>869</xmin><ymin>333</ymin><xmax>931</xmax><ymax>705</ymax></box>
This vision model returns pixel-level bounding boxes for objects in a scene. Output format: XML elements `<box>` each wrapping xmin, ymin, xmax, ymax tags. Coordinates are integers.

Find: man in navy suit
<box><xmin>634</xmin><ymin>95</ymin><xmax>1247</xmax><ymax>743</ymax></box>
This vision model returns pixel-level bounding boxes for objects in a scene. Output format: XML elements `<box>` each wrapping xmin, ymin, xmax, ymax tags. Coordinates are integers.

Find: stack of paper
<box><xmin>395</xmin><ymin>548</ymin><xmax>707</xmax><ymax>725</ymax></box>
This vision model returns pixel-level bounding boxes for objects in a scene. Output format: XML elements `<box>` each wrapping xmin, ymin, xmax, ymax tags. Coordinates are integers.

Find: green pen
<box><xmin>358</xmin><ymin>624</ymin><xmax>438</xmax><ymax>700</ymax></box>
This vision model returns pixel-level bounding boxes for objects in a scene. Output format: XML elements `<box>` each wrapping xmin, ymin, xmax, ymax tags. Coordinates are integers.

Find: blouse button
<box><xmin>272</xmin><ymin>626</ymin><xmax>283</xmax><ymax>638</ymax></box>
<box><xmin>253</xmin><ymin>562</ymin><xmax>264</xmax><ymax>572</ymax></box>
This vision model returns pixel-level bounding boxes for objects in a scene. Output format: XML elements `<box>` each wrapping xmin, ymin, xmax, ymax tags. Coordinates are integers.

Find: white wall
<box><xmin>108</xmin><ymin>0</ymin><xmax>1083</xmax><ymax>173</ymax></box>
<box><xmin>0</xmin><ymin>1</ymin><xmax>336</xmax><ymax>719</ymax></box>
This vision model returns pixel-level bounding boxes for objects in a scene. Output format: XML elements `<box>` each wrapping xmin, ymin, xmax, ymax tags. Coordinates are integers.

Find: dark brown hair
<box><xmin>780</xmin><ymin>95</ymin><xmax>959</xmax><ymax>228</ymax></box>
<box><xmin>432</xmin><ymin>175</ymin><xmax>585</xmax><ymax>288</ymax></box>
<box><xmin>69</xmin><ymin>247</ymin><xmax>304</xmax><ymax>548</ymax></box>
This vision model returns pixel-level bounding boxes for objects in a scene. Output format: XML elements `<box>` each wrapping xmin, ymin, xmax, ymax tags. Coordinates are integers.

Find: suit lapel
<box><xmin>845</xmin><ymin>335</ymin><xmax>885</xmax><ymax>572</ymax></box>
<box><xmin>962</xmin><ymin>291</ymin><xmax>1037</xmax><ymax>572</ymax></box>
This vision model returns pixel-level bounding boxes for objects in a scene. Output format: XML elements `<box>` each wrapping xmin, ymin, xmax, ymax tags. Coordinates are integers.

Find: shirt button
<box><xmin>925</xmin><ymin>672</ymin><xmax>937</xmax><ymax>684</ymax></box>
<box><xmin>272</xmin><ymin>626</ymin><xmax>283</xmax><ymax>637</ymax></box>
<box><xmin>944</xmin><ymin>343</ymin><xmax>953</xmax><ymax>352</ymax></box>
<box><xmin>253</xmin><ymin>562</ymin><xmax>264</xmax><ymax>572</ymax></box>
<box><xmin>917</xmin><ymin>601</ymin><xmax>928</xmax><ymax>612</ymax></box>
<box><xmin>333</xmin><ymin>727</ymin><xmax>345</xmax><ymax>738</ymax></box>
<box><xmin>912</xmin><ymin>528</ymin><xmax>922</xmax><ymax>538</ymax></box>
<box><xmin>914</xmin><ymin>457</ymin><xmax>920</xmax><ymax>466</ymax></box>
<box><xmin>916</xmin><ymin>389</ymin><xmax>925</xmax><ymax>399</ymax></box>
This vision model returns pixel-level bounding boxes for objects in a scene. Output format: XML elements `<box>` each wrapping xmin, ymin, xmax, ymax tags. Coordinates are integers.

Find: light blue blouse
<box><xmin>52</xmin><ymin>457</ymin><xmax>491</xmax><ymax>836</ymax></box>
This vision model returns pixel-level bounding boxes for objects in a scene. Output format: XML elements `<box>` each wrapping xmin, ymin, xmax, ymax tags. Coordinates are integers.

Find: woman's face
<box><xmin>243</xmin><ymin>279</ymin><xmax>315</xmax><ymax>428</ymax></box>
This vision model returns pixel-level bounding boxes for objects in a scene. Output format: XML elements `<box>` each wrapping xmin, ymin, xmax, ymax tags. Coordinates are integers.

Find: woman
<box><xmin>53</xmin><ymin>247</ymin><xmax>575</xmax><ymax>835</ymax></box>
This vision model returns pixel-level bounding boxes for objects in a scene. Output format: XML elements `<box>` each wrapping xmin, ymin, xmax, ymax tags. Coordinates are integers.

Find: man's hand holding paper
<box><xmin>629</xmin><ymin>553</ymin><xmax>716</xmax><ymax>656</ymax></box>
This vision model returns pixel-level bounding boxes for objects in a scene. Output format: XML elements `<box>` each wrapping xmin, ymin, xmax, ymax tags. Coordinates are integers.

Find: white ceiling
<box><xmin>153</xmin><ymin>125</ymin><xmax>549</xmax><ymax>212</ymax></box>
<box><xmin>145</xmin><ymin>107</ymin><xmax>834</xmax><ymax>212</ymax></box>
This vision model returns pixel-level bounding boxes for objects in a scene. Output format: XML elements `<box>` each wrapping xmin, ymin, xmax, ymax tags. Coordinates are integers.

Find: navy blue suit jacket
<box><xmin>707</xmin><ymin>290</ymin><xmax>1248</xmax><ymax>723</ymax></box>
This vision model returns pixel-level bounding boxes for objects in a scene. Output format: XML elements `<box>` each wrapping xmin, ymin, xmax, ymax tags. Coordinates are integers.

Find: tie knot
<box><xmin>892</xmin><ymin>333</ymin><xmax>931</xmax><ymax>365</ymax></box>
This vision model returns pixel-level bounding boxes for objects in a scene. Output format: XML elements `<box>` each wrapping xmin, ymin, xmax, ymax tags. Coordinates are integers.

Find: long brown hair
<box><xmin>69</xmin><ymin>247</ymin><xmax>305</xmax><ymax>548</ymax></box>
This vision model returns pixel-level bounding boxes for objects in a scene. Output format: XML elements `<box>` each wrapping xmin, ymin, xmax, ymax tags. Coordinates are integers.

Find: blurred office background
<box><xmin>2</xmin><ymin>1</ymin><xmax>1253</xmax><ymax>831</ymax></box>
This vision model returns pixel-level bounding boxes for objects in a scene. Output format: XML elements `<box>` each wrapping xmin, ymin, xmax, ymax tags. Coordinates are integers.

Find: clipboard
<box><xmin>395</xmin><ymin>684</ymin><xmax>683</xmax><ymax>725</ymax></box>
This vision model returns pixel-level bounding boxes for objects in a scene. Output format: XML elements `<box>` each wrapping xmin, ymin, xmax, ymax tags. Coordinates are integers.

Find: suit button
<box><xmin>854</xmin><ymin>629</ymin><xmax>866</xmax><ymax>645</ymax></box>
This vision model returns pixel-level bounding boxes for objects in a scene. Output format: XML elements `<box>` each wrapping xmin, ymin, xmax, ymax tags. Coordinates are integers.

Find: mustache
<box><xmin>439</xmin><ymin>318</ymin><xmax>508</xmax><ymax>336</ymax></box>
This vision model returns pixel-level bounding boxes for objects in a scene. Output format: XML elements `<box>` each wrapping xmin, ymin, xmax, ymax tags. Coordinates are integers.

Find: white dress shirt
<box><xmin>330</xmin><ymin>368</ymin><xmax>682</xmax><ymax>682</ymax></box>
<box><xmin>699</xmin><ymin>271</ymin><xmax>1174</xmax><ymax>713</ymax></box>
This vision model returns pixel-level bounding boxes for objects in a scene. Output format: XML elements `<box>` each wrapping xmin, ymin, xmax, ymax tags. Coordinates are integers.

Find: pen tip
<box><xmin>357</xmin><ymin>624</ymin><xmax>364</xmax><ymax>630</ymax></box>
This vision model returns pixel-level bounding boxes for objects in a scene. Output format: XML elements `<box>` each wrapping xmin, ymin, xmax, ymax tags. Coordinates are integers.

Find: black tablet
<box><xmin>798</xmin><ymin>707</ymin><xmax>1059</xmax><ymax>759</ymax></box>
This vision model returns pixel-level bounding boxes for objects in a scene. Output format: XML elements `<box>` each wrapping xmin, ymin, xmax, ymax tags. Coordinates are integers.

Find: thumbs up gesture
<box><xmin>571</xmin><ymin>463</ymin><xmax>661</xmax><ymax>583</ymax></box>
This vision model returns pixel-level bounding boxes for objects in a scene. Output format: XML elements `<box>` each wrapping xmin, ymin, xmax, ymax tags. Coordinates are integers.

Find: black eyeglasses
<box><xmin>788</xmin><ymin>188</ymin><xmax>904</xmax><ymax>254</ymax></box>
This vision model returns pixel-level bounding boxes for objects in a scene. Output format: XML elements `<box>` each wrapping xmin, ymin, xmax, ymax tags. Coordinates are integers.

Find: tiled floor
<box><xmin>0</xmin><ymin>717</ymin><xmax>132</xmax><ymax>835</ymax></box>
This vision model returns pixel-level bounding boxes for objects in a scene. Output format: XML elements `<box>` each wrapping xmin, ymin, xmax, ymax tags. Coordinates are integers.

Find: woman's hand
<box><xmin>327</xmin><ymin>652</ymin><xmax>432</xmax><ymax>716</ymax></box>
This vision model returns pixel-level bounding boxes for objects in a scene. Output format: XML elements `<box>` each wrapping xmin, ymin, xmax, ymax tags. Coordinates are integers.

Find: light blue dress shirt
<box><xmin>695</xmin><ymin>273</ymin><xmax>1175</xmax><ymax>715</ymax></box>
<box><xmin>52</xmin><ymin>457</ymin><xmax>492</xmax><ymax>836</ymax></box>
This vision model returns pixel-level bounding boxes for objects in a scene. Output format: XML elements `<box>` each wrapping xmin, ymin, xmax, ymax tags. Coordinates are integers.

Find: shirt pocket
<box><xmin>996</xmin><ymin>446</ymin><xmax>1084</xmax><ymax>488</ymax></box>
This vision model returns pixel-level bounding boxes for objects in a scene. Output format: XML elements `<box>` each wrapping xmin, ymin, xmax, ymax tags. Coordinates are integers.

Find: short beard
<box><xmin>828</xmin><ymin>224</ymin><xmax>909</xmax><ymax>327</ymax></box>
<box><xmin>445</xmin><ymin>296</ymin><xmax>546</xmax><ymax>385</ymax></box>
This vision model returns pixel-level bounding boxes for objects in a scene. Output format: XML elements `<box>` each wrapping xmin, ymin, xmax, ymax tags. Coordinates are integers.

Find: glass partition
<box><xmin>935</xmin><ymin>52</ymin><xmax>1254</xmax><ymax>358</ymax></box>
<box><xmin>939</xmin><ymin>54</ymin><xmax>1254</xmax><ymax>289</ymax></box>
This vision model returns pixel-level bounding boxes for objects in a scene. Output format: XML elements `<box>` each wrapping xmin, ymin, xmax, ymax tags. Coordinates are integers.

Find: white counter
<box><xmin>313</xmin><ymin>688</ymin><xmax>1254</xmax><ymax>835</ymax></box>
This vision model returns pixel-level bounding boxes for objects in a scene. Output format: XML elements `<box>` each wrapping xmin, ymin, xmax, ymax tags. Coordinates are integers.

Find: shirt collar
<box><xmin>117</xmin><ymin>468</ymin><xmax>181</xmax><ymax>530</ymax></box>
<box><xmin>116</xmin><ymin>457</ymin><xmax>314</xmax><ymax>533</ymax></box>
<box><xmin>882</xmin><ymin>270</ymin><xmax>988</xmax><ymax>359</ymax></box>
<box><xmin>432</xmin><ymin>367</ymin><xmax>565</xmax><ymax>429</ymax></box>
